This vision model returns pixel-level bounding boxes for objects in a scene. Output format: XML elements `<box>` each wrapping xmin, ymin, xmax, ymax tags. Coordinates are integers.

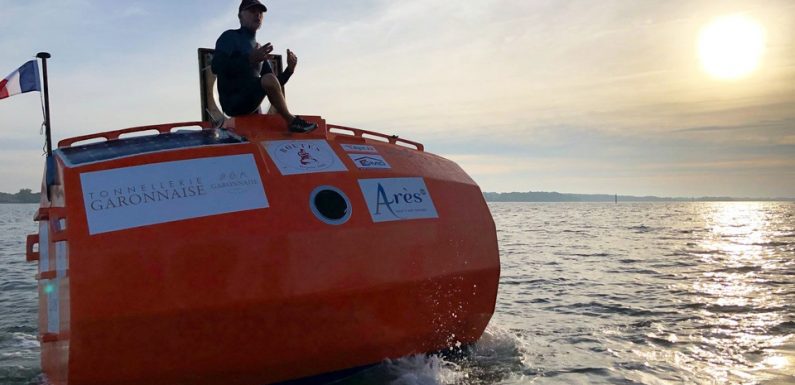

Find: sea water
<box><xmin>1</xmin><ymin>202</ymin><xmax>793</xmax><ymax>384</ymax></box>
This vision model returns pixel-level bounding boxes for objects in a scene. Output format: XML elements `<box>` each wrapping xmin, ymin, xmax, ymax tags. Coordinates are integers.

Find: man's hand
<box><xmin>249</xmin><ymin>42</ymin><xmax>273</xmax><ymax>64</ymax></box>
<box><xmin>286</xmin><ymin>49</ymin><xmax>298</xmax><ymax>71</ymax></box>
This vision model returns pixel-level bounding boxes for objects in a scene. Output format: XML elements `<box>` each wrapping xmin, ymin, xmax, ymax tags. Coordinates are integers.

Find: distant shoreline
<box><xmin>0</xmin><ymin>189</ymin><xmax>39</xmax><ymax>204</ymax></box>
<box><xmin>2</xmin><ymin>190</ymin><xmax>793</xmax><ymax>204</ymax></box>
<box><xmin>484</xmin><ymin>192</ymin><xmax>795</xmax><ymax>203</ymax></box>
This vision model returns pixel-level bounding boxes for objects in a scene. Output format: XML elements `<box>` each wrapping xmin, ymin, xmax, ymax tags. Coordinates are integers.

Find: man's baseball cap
<box><xmin>239</xmin><ymin>0</ymin><xmax>267</xmax><ymax>13</ymax></box>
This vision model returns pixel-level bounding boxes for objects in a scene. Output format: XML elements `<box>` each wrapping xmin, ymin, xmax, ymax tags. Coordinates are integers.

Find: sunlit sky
<box><xmin>1</xmin><ymin>0</ymin><xmax>793</xmax><ymax>197</ymax></box>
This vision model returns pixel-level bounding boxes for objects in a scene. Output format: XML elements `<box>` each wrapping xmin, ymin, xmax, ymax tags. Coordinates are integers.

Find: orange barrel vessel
<box><xmin>25</xmin><ymin>115</ymin><xmax>500</xmax><ymax>385</ymax></box>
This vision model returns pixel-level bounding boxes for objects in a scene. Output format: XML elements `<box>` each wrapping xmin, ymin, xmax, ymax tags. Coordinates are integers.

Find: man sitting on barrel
<box><xmin>212</xmin><ymin>0</ymin><xmax>317</xmax><ymax>133</ymax></box>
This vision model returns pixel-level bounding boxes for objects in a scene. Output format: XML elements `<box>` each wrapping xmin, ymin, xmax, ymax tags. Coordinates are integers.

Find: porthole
<box><xmin>309</xmin><ymin>186</ymin><xmax>351</xmax><ymax>225</ymax></box>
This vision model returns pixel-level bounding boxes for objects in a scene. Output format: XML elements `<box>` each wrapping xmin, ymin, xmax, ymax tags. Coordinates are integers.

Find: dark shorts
<box><xmin>220</xmin><ymin>77</ymin><xmax>267</xmax><ymax>117</ymax></box>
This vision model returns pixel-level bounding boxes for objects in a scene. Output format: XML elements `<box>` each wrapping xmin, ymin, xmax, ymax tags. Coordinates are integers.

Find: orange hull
<box><xmin>27</xmin><ymin>115</ymin><xmax>500</xmax><ymax>385</ymax></box>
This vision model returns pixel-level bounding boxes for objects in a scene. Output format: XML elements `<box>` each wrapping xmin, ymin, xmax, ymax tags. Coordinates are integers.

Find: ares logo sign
<box><xmin>348</xmin><ymin>154</ymin><xmax>391</xmax><ymax>170</ymax></box>
<box><xmin>358</xmin><ymin>178</ymin><xmax>438</xmax><ymax>222</ymax></box>
<box><xmin>264</xmin><ymin>140</ymin><xmax>347</xmax><ymax>175</ymax></box>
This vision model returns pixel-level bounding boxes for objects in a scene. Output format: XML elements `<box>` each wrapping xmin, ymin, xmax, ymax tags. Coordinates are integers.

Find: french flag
<box><xmin>0</xmin><ymin>60</ymin><xmax>41</xmax><ymax>100</ymax></box>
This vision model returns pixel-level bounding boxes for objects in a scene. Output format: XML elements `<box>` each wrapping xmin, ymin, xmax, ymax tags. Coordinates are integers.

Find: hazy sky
<box><xmin>0</xmin><ymin>0</ymin><xmax>793</xmax><ymax>197</ymax></box>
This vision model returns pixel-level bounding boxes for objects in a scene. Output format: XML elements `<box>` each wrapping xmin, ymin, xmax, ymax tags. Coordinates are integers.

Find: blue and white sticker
<box><xmin>38</xmin><ymin>221</ymin><xmax>49</xmax><ymax>272</ymax></box>
<box><xmin>44</xmin><ymin>279</ymin><xmax>59</xmax><ymax>334</ymax></box>
<box><xmin>55</xmin><ymin>241</ymin><xmax>68</xmax><ymax>277</ymax></box>
<box><xmin>341</xmin><ymin>144</ymin><xmax>378</xmax><ymax>153</ymax></box>
<box><xmin>265</xmin><ymin>140</ymin><xmax>348</xmax><ymax>175</ymax></box>
<box><xmin>358</xmin><ymin>178</ymin><xmax>438</xmax><ymax>223</ymax></box>
<box><xmin>348</xmin><ymin>154</ymin><xmax>391</xmax><ymax>170</ymax></box>
<box><xmin>80</xmin><ymin>154</ymin><xmax>269</xmax><ymax>235</ymax></box>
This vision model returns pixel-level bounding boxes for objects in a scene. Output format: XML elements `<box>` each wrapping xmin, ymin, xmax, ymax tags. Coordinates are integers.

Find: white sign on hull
<box><xmin>348</xmin><ymin>154</ymin><xmax>391</xmax><ymax>170</ymax></box>
<box><xmin>80</xmin><ymin>154</ymin><xmax>269</xmax><ymax>234</ymax></box>
<box><xmin>358</xmin><ymin>177</ymin><xmax>438</xmax><ymax>223</ymax></box>
<box><xmin>264</xmin><ymin>140</ymin><xmax>348</xmax><ymax>175</ymax></box>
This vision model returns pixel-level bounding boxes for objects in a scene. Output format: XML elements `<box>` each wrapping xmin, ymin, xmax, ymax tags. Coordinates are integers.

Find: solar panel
<box><xmin>58</xmin><ymin>130</ymin><xmax>246</xmax><ymax>166</ymax></box>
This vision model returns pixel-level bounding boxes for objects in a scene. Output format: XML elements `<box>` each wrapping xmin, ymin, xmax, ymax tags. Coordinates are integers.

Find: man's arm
<box><xmin>262</xmin><ymin>49</ymin><xmax>297</xmax><ymax>85</ymax></box>
<box><xmin>211</xmin><ymin>31</ymin><xmax>248</xmax><ymax>77</ymax></box>
<box><xmin>277</xmin><ymin>67</ymin><xmax>294</xmax><ymax>85</ymax></box>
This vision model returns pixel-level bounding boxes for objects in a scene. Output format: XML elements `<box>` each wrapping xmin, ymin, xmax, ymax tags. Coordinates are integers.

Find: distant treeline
<box><xmin>0</xmin><ymin>189</ymin><xmax>40</xmax><ymax>203</ymax></box>
<box><xmin>2</xmin><ymin>188</ymin><xmax>791</xmax><ymax>204</ymax></box>
<box><xmin>484</xmin><ymin>191</ymin><xmax>795</xmax><ymax>202</ymax></box>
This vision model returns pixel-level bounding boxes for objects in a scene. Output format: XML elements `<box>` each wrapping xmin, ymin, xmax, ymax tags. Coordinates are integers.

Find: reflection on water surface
<box><xmin>492</xmin><ymin>202</ymin><xmax>793</xmax><ymax>385</ymax></box>
<box><xmin>680</xmin><ymin>203</ymin><xmax>793</xmax><ymax>383</ymax></box>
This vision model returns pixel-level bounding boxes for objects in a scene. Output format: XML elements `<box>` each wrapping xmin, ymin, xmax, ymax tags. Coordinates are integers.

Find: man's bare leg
<box><xmin>259</xmin><ymin>73</ymin><xmax>316</xmax><ymax>133</ymax></box>
<box><xmin>260</xmin><ymin>74</ymin><xmax>294</xmax><ymax>123</ymax></box>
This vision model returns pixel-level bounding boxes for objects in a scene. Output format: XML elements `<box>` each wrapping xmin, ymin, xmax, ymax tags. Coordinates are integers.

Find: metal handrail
<box><xmin>58</xmin><ymin>121</ymin><xmax>212</xmax><ymax>148</ymax></box>
<box><xmin>327</xmin><ymin>124</ymin><xmax>424</xmax><ymax>151</ymax></box>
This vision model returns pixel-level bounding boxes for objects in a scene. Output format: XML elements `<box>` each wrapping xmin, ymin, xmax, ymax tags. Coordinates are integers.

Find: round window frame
<box><xmin>309</xmin><ymin>185</ymin><xmax>352</xmax><ymax>226</ymax></box>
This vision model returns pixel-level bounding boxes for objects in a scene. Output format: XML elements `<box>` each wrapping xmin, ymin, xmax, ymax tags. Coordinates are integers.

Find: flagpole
<box><xmin>36</xmin><ymin>52</ymin><xmax>57</xmax><ymax>199</ymax></box>
<box><xmin>36</xmin><ymin>52</ymin><xmax>52</xmax><ymax>156</ymax></box>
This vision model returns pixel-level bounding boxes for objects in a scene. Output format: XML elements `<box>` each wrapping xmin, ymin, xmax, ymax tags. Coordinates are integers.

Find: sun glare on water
<box><xmin>698</xmin><ymin>14</ymin><xmax>765</xmax><ymax>79</ymax></box>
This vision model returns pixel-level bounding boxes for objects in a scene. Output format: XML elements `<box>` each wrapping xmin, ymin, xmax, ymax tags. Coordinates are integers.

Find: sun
<box><xmin>698</xmin><ymin>14</ymin><xmax>765</xmax><ymax>80</ymax></box>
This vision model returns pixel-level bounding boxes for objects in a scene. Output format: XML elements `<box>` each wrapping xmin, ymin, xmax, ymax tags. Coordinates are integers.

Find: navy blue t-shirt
<box><xmin>211</xmin><ymin>27</ymin><xmax>292</xmax><ymax>115</ymax></box>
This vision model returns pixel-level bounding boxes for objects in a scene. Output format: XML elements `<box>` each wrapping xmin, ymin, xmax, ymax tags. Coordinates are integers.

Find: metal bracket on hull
<box><xmin>37</xmin><ymin>271</ymin><xmax>58</xmax><ymax>280</ymax></box>
<box><xmin>40</xmin><ymin>333</ymin><xmax>58</xmax><ymax>343</ymax></box>
<box><xmin>26</xmin><ymin>234</ymin><xmax>40</xmax><ymax>262</ymax></box>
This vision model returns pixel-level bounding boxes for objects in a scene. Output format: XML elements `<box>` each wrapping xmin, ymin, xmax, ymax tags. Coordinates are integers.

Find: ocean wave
<box><xmin>0</xmin><ymin>367</ymin><xmax>41</xmax><ymax>385</ymax></box>
<box><xmin>554</xmin><ymin>302</ymin><xmax>668</xmax><ymax>317</ymax></box>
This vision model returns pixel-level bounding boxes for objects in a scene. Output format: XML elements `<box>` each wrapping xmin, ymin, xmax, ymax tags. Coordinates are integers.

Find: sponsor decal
<box><xmin>80</xmin><ymin>154</ymin><xmax>268</xmax><ymax>234</ymax></box>
<box><xmin>358</xmin><ymin>178</ymin><xmax>438</xmax><ymax>223</ymax></box>
<box><xmin>341</xmin><ymin>144</ymin><xmax>378</xmax><ymax>153</ymax></box>
<box><xmin>264</xmin><ymin>140</ymin><xmax>347</xmax><ymax>175</ymax></box>
<box><xmin>348</xmin><ymin>154</ymin><xmax>391</xmax><ymax>170</ymax></box>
